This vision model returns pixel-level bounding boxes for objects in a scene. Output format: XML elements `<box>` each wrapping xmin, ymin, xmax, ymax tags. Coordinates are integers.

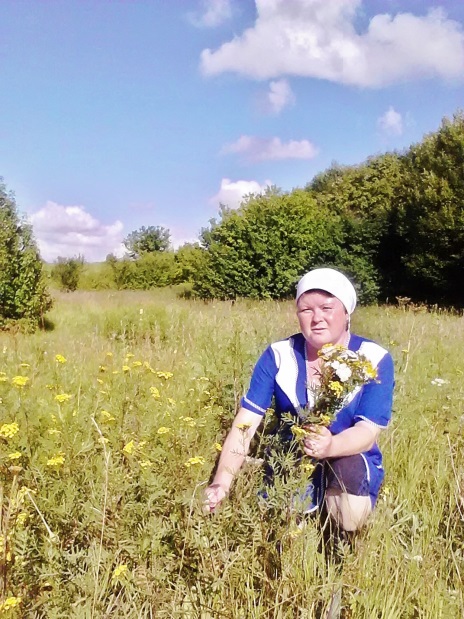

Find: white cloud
<box><xmin>378</xmin><ymin>106</ymin><xmax>403</xmax><ymax>136</ymax></box>
<box><xmin>210</xmin><ymin>178</ymin><xmax>273</xmax><ymax>209</ymax></box>
<box><xmin>200</xmin><ymin>0</ymin><xmax>464</xmax><ymax>87</ymax></box>
<box><xmin>266</xmin><ymin>79</ymin><xmax>295</xmax><ymax>114</ymax></box>
<box><xmin>189</xmin><ymin>0</ymin><xmax>232</xmax><ymax>28</ymax></box>
<box><xmin>29</xmin><ymin>201</ymin><xmax>125</xmax><ymax>262</ymax></box>
<box><xmin>221</xmin><ymin>135</ymin><xmax>318</xmax><ymax>162</ymax></box>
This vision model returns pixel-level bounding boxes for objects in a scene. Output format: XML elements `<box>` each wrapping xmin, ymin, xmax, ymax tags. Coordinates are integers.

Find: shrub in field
<box><xmin>193</xmin><ymin>188</ymin><xmax>377</xmax><ymax>301</ymax></box>
<box><xmin>0</xmin><ymin>178</ymin><xmax>52</xmax><ymax>331</ymax></box>
<box><xmin>52</xmin><ymin>256</ymin><xmax>84</xmax><ymax>292</ymax></box>
<box><xmin>108</xmin><ymin>252</ymin><xmax>178</xmax><ymax>290</ymax></box>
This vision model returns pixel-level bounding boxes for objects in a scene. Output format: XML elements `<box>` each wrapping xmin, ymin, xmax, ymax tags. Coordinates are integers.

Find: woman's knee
<box><xmin>325</xmin><ymin>489</ymin><xmax>372</xmax><ymax>531</ymax></box>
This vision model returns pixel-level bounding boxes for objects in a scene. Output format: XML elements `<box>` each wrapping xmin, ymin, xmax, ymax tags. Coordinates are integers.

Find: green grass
<box><xmin>0</xmin><ymin>291</ymin><xmax>463</xmax><ymax>617</ymax></box>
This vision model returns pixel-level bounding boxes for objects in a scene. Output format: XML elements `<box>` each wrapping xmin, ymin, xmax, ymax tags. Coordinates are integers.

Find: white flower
<box><xmin>332</xmin><ymin>361</ymin><xmax>352</xmax><ymax>383</ymax></box>
<box><xmin>431</xmin><ymin>378</ymin><xmax>449</xmax><ymax>387</ymax></box>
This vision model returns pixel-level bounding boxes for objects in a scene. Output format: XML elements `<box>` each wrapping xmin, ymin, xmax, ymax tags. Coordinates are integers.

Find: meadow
<box><xmin>0</xmin><ymin>290</ymin><xmax>463</xmax><ymax>618</ymax></box>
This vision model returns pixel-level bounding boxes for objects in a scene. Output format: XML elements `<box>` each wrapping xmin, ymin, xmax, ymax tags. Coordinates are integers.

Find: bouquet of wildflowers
<box><xmin>285</xmin><ymin>343</ymin><xmax>378</xmax><ymax>441</ymax></box>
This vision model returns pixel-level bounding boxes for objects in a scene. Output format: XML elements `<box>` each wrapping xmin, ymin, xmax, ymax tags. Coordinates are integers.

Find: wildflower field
<box><xmin>0</xmin><ymin>290</ymin><xmax>463</xmax><ymax>618</ymax></box>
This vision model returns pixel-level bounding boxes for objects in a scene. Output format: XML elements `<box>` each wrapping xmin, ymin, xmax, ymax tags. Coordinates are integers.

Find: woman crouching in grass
<box><xmin>204</xmin><ymin>268</ymin><xmax>394</xmax><ymax>533</ymax></box>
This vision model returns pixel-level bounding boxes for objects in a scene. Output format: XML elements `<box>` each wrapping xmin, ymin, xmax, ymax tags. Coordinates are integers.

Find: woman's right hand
<box><xmin>203</xmin><ymin>483</ymin><xmax>228</xmax><ymax>513</ymax></box>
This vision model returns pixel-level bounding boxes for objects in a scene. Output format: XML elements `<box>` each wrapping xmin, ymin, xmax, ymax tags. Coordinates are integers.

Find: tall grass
<box><xmin>0</xmin><ymin>291</ymin><xmax>462</xmax><ymax>617</ymax></box>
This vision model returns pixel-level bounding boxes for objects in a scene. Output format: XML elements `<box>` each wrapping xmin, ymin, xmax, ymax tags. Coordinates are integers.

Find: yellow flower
<box><xmin>197</xmin><ymin>376</ymin><xmax>209</xmax><ymax>382</ymax></box>
<box><xmin>0</xmin><ymin>422</ymin><xmax>19</xmax><ymax>439</ymax></box>
<box><xmin>125</xmin><ymin>353</ymin><xmax>135</xmax><ymax>359</ymax></box>
<box><xmin>301</xmin><ymin>461</ymin><xmax>316</xmax><ymax>475</ymax></box>
<box><xmin>184</xmin><ymin>456</ymin><xmax>205</xmax><ymax>467</ymax></box>
<box><xmin>157</xmin><ymin>427</ymin><xmax>171</xmax><ymax>435</ymax></box>
<box><xmin>123</xmin><ymin>440</ymin><xmax>135</xmax><ymax>455</ymax></box>
<box><xmin>112</xmin><ymin>370</ymin><xmax>120</xmax><ymax>374</ymax></box>
<box><xmin>101</xmin><ymin>410</ymin><xmax>116</xmax><ymax>422</ymax></box>
<box><xmin>11</xmin><ymin>375</ymin><xmax>29</xmax><ymax>387</ymax></box>
<box><xmin>150</xmin><ymin>387</ymin><xmax>160</xmax><ymax>399</ymax></box>
<box><xmin>15</xmin><ymin>511</ymin><xmax>28</xmax><ymax>527</ymax></box>
<box><xmin>291</xmin><ymin>426</ymin><xmax>310</xmax><ymax>439</ymax></box>
<box><xmin>0</xmin><ymin>375</ymin><xmax>8</xmax><ymax>382</ymax></box>
<box><xmin>48</xmin><ymin>428</ymin><xmax>61</xmax><ymax>435</ymax></box>
<box><xmin>0</xmin><ymin>597</ymin><xmax>22</xmax><ymax>611</ymax></box>
<box><xmin>180</xmin><ymin>416</ymin><xmax>196</xmax><ymax>427</ymax></box>
<box><xmin>328</xmin><ymin>381</ymin><xmax>344</xmax><ymax>397</ymax></box>
<box><xmin>96</xmin><ymin>378</ymin><xmax>104</xmax><ymax>384</ymax></box>
<box><xmin>236</xmin><ymin>422</ymin><xmax>252</xmax><ymax>431</ymax></box>
<box><xmin>8</xmin><ymin>452</ymin><xmax>22</xmax><ymax>460</ymax></box>
<box><xmin>214</xmin><ymin>443</ymin><xmax>222</xmax><ymax>452</ymax></box>
<box><xmin>19</xmin><ymin>363</ymin><xmax>30</xmax><ymax>368</ymax></box>
<box><xmin>132</xmin><ymin>361</ymin><xmax>143</xmax><ymax>367</ymax></box>
<box><xmin>55</xmin><ymin>393</ymin><xmax>72</xmax><ymax>403</ymax></box>
<box><xmin>55</xmin><ymin>354</ymin><xmax>67</xmax><ymax>364</ymax></box>
<box><xmin>112</xmin><ymin>564</ymin><xmax>128</xmax><ymax>580</ymax></box>
<box><xmin>138</xmin><ymin>460</ymin><xmax>152</xmax><ymax>468</ymax></box>
<box><xmin>99</xmin><ymin>365</ymin><xmax>107</xmax><ymax>372</ymax></box>
<box><xmin>288</xmin><ymin>527</ymin><xmax>303</xmax><ymax>540</ymax></box>
<box><xmin>167</xmin><ymin>397</ymin><xmax>176</xmax><ymax>405</ymax></box>
<box><xmin>156</xmin><ymin>371</ymin><xmax>173</xmax><ymax>380</ymax></box>
<box><xmin>46</xmin><ymin>452</ymin><xmax>65</xmax><ymax>467</ymax></box>
<box><xmin>122</xmin><ymin>366</ymin><xmax>131</xmax><ymax>373</ymax></box>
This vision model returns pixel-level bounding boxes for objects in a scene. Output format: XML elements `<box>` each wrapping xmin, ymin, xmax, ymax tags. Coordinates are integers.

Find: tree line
<box><xmin>2</xmin><ymin>111</ymin><xmax>464</xmax><ymax>330</ymax></box>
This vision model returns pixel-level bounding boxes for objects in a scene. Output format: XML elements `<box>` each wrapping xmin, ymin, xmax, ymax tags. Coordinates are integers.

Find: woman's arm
<box><xmin>204</xmin><ymin>407</ymin><xmax>264</xmax><ymax>512</ymax></box>
<box><xmin>205</xmin><ymin>407</ymin><xmax>263</xmax><ymax>511</ymax></box>
<box><xmin>303</xmin><ymin>421</ymin><xmax>380</xmax><ymax>459</ymax></box>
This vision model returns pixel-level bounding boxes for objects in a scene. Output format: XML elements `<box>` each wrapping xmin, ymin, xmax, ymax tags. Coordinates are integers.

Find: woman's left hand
<box><xmin>303</xmin><ymin>425</ymin><xmax>333</xmax><ymax>459</ymax></box>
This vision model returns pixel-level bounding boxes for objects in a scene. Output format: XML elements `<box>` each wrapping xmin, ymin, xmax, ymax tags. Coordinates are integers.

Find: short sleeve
<box><xmin>353</xmin><ymin>352</ymin><xmax>394</xmax><ymax>428</ymax></box>
<box><xmin>241</xmin><ymin>347</ymin><xmax>278</xmax><ymax>416</ymax></box>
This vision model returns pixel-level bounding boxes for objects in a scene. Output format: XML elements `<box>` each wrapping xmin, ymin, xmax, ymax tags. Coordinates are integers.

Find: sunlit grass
<box><xmin>0</xmin><ymin>291</ymin><xmax>462</xmax><ymax>617</ymax></box>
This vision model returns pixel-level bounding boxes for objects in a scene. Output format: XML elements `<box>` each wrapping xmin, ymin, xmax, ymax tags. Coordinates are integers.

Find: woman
<box><xmin>204</xmin><ymin>268</ymin><xmax>394</xmax><ymax>531</ymax></box>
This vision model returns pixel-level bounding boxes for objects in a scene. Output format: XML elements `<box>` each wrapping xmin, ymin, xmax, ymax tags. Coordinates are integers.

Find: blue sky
<box><xmin>1</xmin><ymin>0</ymin><xmax>463</xmax><ymax>261</ymax></box>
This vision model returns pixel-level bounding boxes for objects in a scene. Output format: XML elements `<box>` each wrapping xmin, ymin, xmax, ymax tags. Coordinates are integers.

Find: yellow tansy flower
<box><xmin>112</xmin><ymin>564</ymin><xmax>128</xmax><ymax>580</ymax></box>
<box><xmin>214</xmin><ymin>443</ymin><xmax>222</xmax><ymax>452</ymax></box>
<box><xmin>150</xmin><ymin>387</ymin><xmax>160</xmax><ymax>399</ymax></box>
<box><xmin>8</xmin><ymin>452</ymin><xmax>22</xmax><ymax>460</ymax></box>
<box><xmin>122</xmin><ymin>366</ymin><xmax>131</xmax><ymax>373</ymax></box>
<box><xmin>55</xmin><ymin>393</ymin><xmax>72</xmax><ymax>403</ymax></box>
<box><xmin>0</xmin><ymin>422</ymin><xmax>19</xmax><ymax>439</ymax></box>
<box><xmin>122</xmin><ymin>440</ymin><xmax>135</xmax><ymax>455</ymax></box>
<box><xmin>0</xmin><ymin>597</ymin><xmax>22</xmax><ymax>611</ymax></box>
<box><xmin>157</xmin><ymin>427</ymin><xmax>171</xmax><ymax>435</ymax></box>
<box><xmin>156</xmin><ymin>371</ymin><xmax>173</xmax><ymax>380</ymax></box>
<box><xmin>101</xmin><ymin>410</ymin><xmax>116</xmax><ymax>422</ymax></box>
<box><xmin>46</xmin><ymin>452</ymin><xmax>65</xmax><ymax>467</ymax></box>
<box><xmin>184</xmin><ymin>456</ymin><xmax>205</xmax><ymax>467</ymax></box>
<box><xmin>55</xmin><ymin>354</ymin><xmax>67</xmax><ymax>364</ymax></box>
<box><xmin>236</xmin><ymin>422</ymin><xmax>252</xmax><ymax>431</ymax></box>
<box><xmin>11</xmin><ymin>375</ymin><xmax>29</xmax><ymax>387</ymax></box>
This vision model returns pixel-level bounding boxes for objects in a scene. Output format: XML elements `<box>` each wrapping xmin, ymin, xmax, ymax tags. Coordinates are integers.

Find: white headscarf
<box><xmin>296</xmin><ymin>268</ymin><xmax>357</xmax><ymax>314</ymax></box>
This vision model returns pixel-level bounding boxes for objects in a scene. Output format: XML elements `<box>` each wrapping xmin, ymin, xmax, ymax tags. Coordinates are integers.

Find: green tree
<box><xmin>124</xmin><ymin>226</ymin><xmax>171</xmax><ymax>258</ymax></box>
<box><xmin>386</xmin><ymin>112</ymin><xmax>464</xmax><ymax>304</ymax></box>
<box><xmin>0</xmin><ymin>178</ymin><xmax>52</xmax><ymax>330</ymax></box>
<box><xmin>193</xmin><ymin>188</ymin><xmax>355</xmax><ymax>300</ymax></box>
<box><xmin>307</xmin><ymin>153</ymin><xmax>404</xmax><ymax>302</ymax></box>
<box><xmin>52</xmin><ymin>256</ymin><xmax>84</xmax><ymax>292</ymax></box>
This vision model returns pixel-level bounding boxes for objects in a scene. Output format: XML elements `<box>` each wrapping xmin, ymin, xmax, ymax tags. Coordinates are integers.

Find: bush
<box><xmin>0</xmin><ymin>179</ymin><xmax>52</xmax><ymax>330</ymax></box>
<box><xmin>52</xmin><ymin>256</ymin><xmax>84</xmax><ymax>292</ymax></box>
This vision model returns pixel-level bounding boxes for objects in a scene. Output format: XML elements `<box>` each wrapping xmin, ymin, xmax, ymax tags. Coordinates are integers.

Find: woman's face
<box><xmin>296</xmin><ymin>290</ymin><xmax>348</xmax><ymax>350</ymax></box>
